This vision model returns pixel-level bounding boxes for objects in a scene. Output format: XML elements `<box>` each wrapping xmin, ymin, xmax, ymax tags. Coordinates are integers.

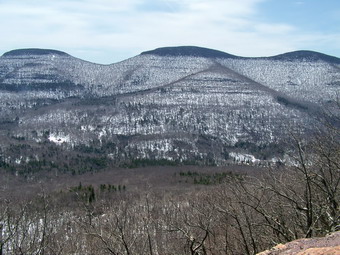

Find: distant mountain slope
<box><xmin>218</xmin><ymin>52</ymin><xmax>340</xmax><ymax>104</ymax></box>
<box><xmin>0</xmin><ymin>48</ymin><xmax>86</xmax><ymax>92</ymax></box>
<box><xmin>0</xmin><ymin>46</ymin><xmax>339</xmax><ymax>170</ymax></box>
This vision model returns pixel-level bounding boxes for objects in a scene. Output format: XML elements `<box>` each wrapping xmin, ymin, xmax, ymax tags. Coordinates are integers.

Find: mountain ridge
<box><xmin>269</xmin><ymin>50</ymin><xmax>340</xmax><ymax>64</ymax></box>
<box><xmin>141</xmin><ymin>46</ymin><xmax>340</xmax><ymax>64</ymax></box>
<box><xmin>2</xmin><ymin>46</ymin><xmax>340</xmax><ymax>65</ymax></box>
<box><xmin>141</xmin><ymin>46</ymin><xmax>241</xmax><ymax>59</ymax></box>
<box><xmin>2</xmin><ymin>48</ymin><xmax>70</xmax><ymax>57</ymax></box>
<box><xmin>0</xmin><ymin>45</ymin><xmax>339</xmax><ymax>171</ymax></box>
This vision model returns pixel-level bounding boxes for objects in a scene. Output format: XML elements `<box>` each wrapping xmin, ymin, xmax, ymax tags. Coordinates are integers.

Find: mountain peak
<box><xmin>270</xmin><ymin>50</ymin><xmax>340</xmax><ymax>64</ymax></box>
<box><xmin>2</xmin><ymin>48</ymin><xmax>69</xmax><ymax>57</ymax></box>
<box><xmin>141</xmin><ymin>46</ymin><xmax>240</xmax><ymax>59</ymax></box>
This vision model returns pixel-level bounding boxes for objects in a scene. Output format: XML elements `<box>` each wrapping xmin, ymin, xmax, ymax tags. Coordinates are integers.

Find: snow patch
<box><xmin>229</xmin><ymin>152</ymin><xmax>259</xmax><ymax>164</ymax></box>
<box><xmin>48</xmin><ymin>134</ymin><xmax>71</xmax><ymax>145</ymax></box>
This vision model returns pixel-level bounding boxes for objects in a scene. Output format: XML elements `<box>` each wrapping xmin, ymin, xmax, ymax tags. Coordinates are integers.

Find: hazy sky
<box><xmin>0</xmin><ymin>0</ymin><xmax>339</xmax><ymax>64</ymax></box>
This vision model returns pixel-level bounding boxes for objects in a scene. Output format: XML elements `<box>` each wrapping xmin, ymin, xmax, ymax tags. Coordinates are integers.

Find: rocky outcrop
<box><xmin>257</xmin><ymin>231</ymin><xmax>340</xmax><ymax>255</ymax></box>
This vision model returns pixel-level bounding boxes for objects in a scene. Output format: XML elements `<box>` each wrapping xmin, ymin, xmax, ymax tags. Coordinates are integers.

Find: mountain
<box><xmin>0</xmin><ymin>46</ymin><xmax>339</xmax><ymax>173</ymax></box>
<box><xmin>141</xmin><ymin>46</ymin><xmax>240</xmax><ymax>58</ymax></box>
<box><xmin>3</xmin><ymin>48</ymin><xmax>70</xmax><ymax>57</ymax></box>
<box><xmin>269</xmin><ymin>50</ymin><xmax>340</xmax><ymax>64</ymax></box>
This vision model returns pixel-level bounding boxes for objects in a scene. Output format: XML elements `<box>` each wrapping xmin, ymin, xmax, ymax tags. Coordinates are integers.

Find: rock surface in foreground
<box><xmin>257</xmin><ymin>231</ymin><xmax>340</xmax><ymax>255</ymax></box>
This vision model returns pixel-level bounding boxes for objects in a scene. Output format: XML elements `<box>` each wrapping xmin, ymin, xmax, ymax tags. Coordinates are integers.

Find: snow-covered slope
<box><xmin>0</xmin><ymin>46</ymin><xmax>339</xmax><ymax>166</ymax></box>
<box><xmin>218</xmin><ymin>51</ymin><xmax>340</xmax><ymax>104</ymax></box>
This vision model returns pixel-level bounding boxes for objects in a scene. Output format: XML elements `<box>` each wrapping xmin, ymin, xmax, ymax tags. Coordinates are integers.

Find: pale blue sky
<box><xmin>0</xmin><ymin>0</ymin><xmax>339</xmax><ymax>64</ymax></box>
